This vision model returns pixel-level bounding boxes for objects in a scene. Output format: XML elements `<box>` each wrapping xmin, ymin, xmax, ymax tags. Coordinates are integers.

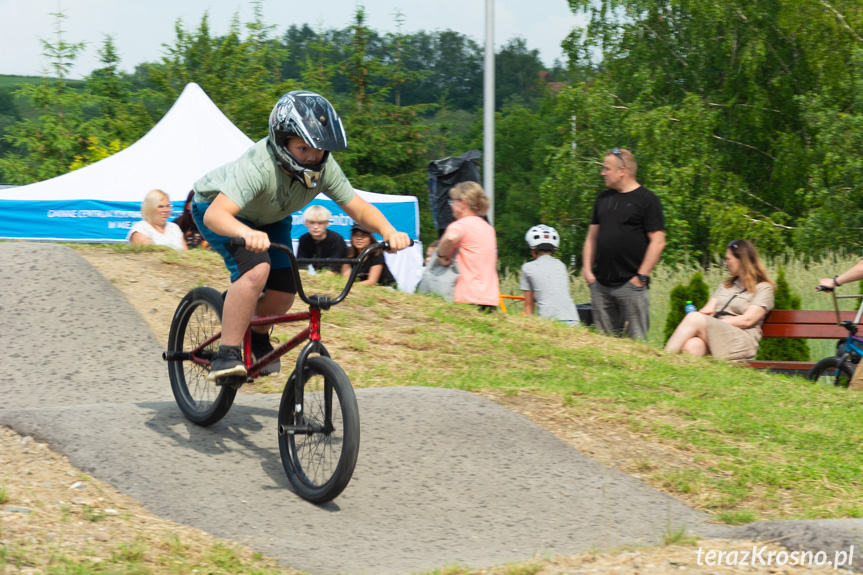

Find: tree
<box><xmin>0</xmin><ymin>12</ymin><xmax>94</xmax><ymax>183</ymax></box>
<box><xmin>336</xmin><ymin>7</ymin><xmax>432</xmax><ymax>202</ymax></box>
<box><xmin>493</xmin><ymin>93</ymin><xmax>566</xmax><ymax>269</ymax></box>
<box><xmin>0</xmin><ymin>89</ymin><xmax>21</xmax><ymax>169</ymax></box>
<box><xmin>394</xmin><ymin>30</ymin><xmax>483</xmax><ymax>110</ymax></box>
<box><xmin>144</xmin><ymin>0</ymin><xmax>292</xmax><ymax>139</ymax></box>
<box><xmin>552</xmin><ymin>0</ymin><xmax>863</xmax><ymax>265</ymax></box>
<box><xmin>494</xmin><ymin>38</ymin><xmax>545</xmax><ymax>110</ymax></box>
<box><xmin>663</xmin><ymin>272</ymin><xmax>710</xmax><ymax>343</ymax></box>
<box><xmin>80</xmin><ymin>35</ymin><xmax>153</xmax><ymax>164</ymax></box>
<box><xmin>297</xmin><ymin>26</ymin><xmax>338</xmax><ymax>97</ymax></box>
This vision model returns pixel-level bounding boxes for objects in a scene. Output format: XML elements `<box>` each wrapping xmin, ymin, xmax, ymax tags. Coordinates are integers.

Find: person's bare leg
<box><xmin>250</xmin><ymin>290</ymin><xmax>296</xmax><ymax>334</ymax></box>
<box><xmin>681</xmin><ymin>337</ymin><xmax>709</xmax><ymax>356</ymax></box>
<box><xmin>665</xmin><ymin>312</ymin><xmax>709</xmax><ymax>353</ymax></box>
<box><xmin>220</xmin><ymin>262</ymin><xmax>270</xmax><ymax>346</ymax></box>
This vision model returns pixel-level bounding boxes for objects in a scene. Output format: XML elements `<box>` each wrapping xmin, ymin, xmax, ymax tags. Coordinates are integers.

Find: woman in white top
<box><xmin>128</xmin><ymin>189</ymin><xmax>188</xmax><ymax>250</ymax></box>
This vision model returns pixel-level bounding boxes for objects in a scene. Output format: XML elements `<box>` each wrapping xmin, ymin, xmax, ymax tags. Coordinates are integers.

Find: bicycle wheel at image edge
<box><xmin>167</xmin><ymin>287</ymin><xmax>237</xmax><ymax>426</ymax></box>
<box><xmin>278</xmin><ymin>356</ymin><xmax>360</xmax><ymax>503</ymax></box>
<box><xmin>807</xmin><ymin>357</ymin><xmax>854</xmax><ymax>388</ymax></box>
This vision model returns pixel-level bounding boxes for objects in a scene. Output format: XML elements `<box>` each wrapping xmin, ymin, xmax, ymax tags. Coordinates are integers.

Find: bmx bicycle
<box><xmin>162</xmin><ymin>238</ymin><xmax>401</xmax><ymax>503</ymax></box>
<box><xmin>807</xmin><ymin>285</ymin><xmax>863</xmax><ymax>387</ymax></box>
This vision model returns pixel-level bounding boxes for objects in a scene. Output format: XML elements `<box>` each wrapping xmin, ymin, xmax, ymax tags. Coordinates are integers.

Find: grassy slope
<box><xmin>3</xmin><ymin>243</ymin><xmax>859</xmax><ymax>575</ymax></box>
<box><xmin>328</xmin><ymin>275</ymin><xmax>863</xmax><ymax>523</ymax></box>
<box><xmin>139</xmin><ymin>246</ymin><xmax>863</xmax><ymax>525</ymax></box>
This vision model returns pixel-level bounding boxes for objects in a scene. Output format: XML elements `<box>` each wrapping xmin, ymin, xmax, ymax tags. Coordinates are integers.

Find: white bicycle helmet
<box><xmin>525</xmin><ymin>224</ymin><xmax>560</xmax><ymax>251</ymax></box>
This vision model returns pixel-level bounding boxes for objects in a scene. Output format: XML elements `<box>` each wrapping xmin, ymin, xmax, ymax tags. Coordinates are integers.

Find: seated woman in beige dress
<box><xmin>665</xmin><ymin>239</ymin><xmax>775</xmax><ymax>360</ymax></box>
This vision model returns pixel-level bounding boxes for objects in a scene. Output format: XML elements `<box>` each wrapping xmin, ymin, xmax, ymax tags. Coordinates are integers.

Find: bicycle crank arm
<box><xmin>278</xmin><ymin>423</ymin><xmax>328</xmax><ymax>436</ymax></box>
<box><xmin>163</xmin><ymin>350</ymin><xmax>216</xmax><ymax>362</ymax></box>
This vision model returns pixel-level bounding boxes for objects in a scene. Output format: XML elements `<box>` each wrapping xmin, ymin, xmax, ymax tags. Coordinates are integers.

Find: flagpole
<box><xmin>484</xmin><ymin>0</ymin><xmax>495</xmax><ymax>226</ymax></box>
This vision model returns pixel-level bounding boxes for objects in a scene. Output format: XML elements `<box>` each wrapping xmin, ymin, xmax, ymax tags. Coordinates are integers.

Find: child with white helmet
<box><xmin>520</xmin><ymin>225</ymin><xmax>580</xmax><ymax>324</ymax></box>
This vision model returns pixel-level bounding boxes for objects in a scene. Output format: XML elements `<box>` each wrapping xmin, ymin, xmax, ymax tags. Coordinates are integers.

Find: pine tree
<box><xmin>73</xmin><ymin>36</ymin><xmax>153</xmax><ymax>168</ymax></box>
<box><xmin>689</xmin><ymin>272</ymin><xmax>710</xmax><ymax>307</ymax></box>
<box><xmin>663</xmin><ymin>272</ymin><xmax>713</xmax><ymax>343</ymax></box>
<box><xmin>336</xmin><ymin>7</ymin><xmax>432</xmax><ymax>196</ymax></box>
<box><xmin>664</xmin><ymin>283</ymin><xmax>691</xmax><ymax>343</ymax></box>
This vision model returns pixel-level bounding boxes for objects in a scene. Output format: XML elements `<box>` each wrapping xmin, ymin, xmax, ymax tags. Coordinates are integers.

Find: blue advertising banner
<box><xmin>0</xmin><ymin>192</ymin><xmax>419</xmax><ymax>243</ymax></box>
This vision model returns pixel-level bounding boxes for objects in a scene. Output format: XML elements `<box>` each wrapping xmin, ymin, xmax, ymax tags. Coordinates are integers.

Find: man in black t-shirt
<box><xmin>296</xmin><ymin>205</ymin><xmax>347</xmax><ymax>273</ymax></box>
<box><xmin>582</xmin><ymin>148</ymin><xmax>666</xmax><ymax>340</ymax></box>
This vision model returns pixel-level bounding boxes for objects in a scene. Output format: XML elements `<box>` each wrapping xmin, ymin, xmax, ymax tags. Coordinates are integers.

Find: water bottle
<box><xmin>684</xmin><ymin>300</ymin><xmax>697</xmax><ymax>314</ymax></box>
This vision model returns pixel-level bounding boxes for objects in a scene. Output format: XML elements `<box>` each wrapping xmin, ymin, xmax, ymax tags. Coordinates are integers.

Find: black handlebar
<box><xmin>816</xmin><ymin>285</ymin><xmax>833</xmax><ymax>292</ymax></box>
<box><xmin>228</xmin><ymin>237</ymin><xmax>414</xmax><ymax>309</ymax></box>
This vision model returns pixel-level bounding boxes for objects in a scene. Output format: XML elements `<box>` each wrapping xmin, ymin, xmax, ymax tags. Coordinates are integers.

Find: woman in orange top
<box><xmin>437</xmin><ymin>181</ymin><xmax>500</xmax><ymax>311</ymax></box>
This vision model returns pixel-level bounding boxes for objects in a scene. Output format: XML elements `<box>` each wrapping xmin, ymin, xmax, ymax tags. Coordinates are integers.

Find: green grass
<box><xmin>65</xmin><ymin>244</ymin><xmax>863</xmax><ymax>522</ymax></box>
<box><xmin>48</xmin><ymin>244</ymin><xmax>863</xmax><ymax>570</ymax></box>
<box><xmin>662</xmin><ymin>523</ymin><xmax>698</xmax><ymax>546</ymax></box>
<box><xmin>286</xmin><ymin>251</ymin><xmax>863</xmax><ymax>522</ymax></box>
<box><xmin>500</xmin><ymin>249</ymin><xmax>863</xmax><ymax>361</ymax></box>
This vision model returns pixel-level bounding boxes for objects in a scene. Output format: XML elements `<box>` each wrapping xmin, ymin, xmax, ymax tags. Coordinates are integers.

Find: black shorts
<box><xmin>192</xmin><ymin>200</ymin><xmax>297</xmax><ymax>294</ymax></box>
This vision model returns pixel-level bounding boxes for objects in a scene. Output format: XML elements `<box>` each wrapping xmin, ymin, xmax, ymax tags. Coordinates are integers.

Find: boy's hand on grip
<box><xmin>242</xmin><ymin>229</ymin><xmax>270</xmax><ymax>253</ymax></box>
<box><xmin>385</xmin><ymin>231</ymin><xmax>412</xmax><ymax>252</ymax></box>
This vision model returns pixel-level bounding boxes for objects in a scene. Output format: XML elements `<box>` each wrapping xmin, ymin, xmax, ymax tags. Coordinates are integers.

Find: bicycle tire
<box><xmin>807</xmin><ymin>357</ymin><xmax>854</xmax><ymax>388</ymax></box>
<box><xmin>278</xmin><ymin>356</ymin><xmax>360</xmax><ymax>503</ymax></box>
<box><xmin>167</xmin><ymin>287</ymin><xmax>238</xmax><ymax>426</ymax></box>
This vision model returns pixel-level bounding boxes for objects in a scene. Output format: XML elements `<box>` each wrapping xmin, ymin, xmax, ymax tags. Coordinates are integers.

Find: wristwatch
<box><xmin>637</xmin><ymin>273</ymin><xmax>650</xmax><ymax>286</ymax></box>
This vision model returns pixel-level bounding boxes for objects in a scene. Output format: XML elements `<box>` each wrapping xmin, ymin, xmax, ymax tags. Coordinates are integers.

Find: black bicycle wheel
<box><xmin>167</xmin><ymin>287</ymin><xmax>237</xmax><ymax>426</ymax></box>
<box><xmin>807</xmin><ymin>357</ymin><xmax>854</xmax><ymax>388</ymax></box>
<box><xmin>278</xmin><ymin>356</ymin><xmax>360</xmax><ymax>503</ymax></box>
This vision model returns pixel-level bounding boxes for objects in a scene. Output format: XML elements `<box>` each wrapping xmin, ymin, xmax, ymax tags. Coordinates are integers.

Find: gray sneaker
<box><xmin>251</xmin><ymin>330</ymin><xmax>281</xmax><ymax>376</ymax></box>
<box><xmin>207</xmin><ymin>346</ymin><xmax>247</xmax><ymax>382</ymax></box>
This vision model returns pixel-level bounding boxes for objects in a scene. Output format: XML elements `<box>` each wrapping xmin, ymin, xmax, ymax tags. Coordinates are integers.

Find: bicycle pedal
<box><xmin>215</xmin><ymin>375</ymin><xmax>245</xmax><ymax>388</ymax></box>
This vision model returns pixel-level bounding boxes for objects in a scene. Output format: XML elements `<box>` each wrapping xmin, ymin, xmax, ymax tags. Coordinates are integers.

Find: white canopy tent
<box><xmin>0</xmin><ymin>83</ymin><xmax>423</xmax><ymax>291</ymax></box>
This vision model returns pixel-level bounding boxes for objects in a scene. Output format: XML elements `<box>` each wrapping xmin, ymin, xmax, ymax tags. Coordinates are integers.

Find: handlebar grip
<box><xmin>816</xmin><ymin>285</ymin><xmax>834</xmax><ymax>292</ymax></box>
<box><xmin>378</xmin><ymin>239</ymin><xmax>415</xmax><ymax>251</ymax></box>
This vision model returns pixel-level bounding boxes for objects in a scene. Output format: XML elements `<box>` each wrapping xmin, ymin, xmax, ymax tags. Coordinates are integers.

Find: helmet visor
<box><xmin>290</xmin><ymin>93</ymin><xmax>347</xmax><ymax>151</ymax></box>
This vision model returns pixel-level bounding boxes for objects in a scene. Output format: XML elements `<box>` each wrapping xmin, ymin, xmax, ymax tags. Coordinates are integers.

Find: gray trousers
<box><xmin>589</xmin><ymin>281</ymin><xmax>650</xmax><ymax>341</ymax></box>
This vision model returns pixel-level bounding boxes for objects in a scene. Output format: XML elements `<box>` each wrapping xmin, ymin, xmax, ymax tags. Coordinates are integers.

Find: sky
<box><xmin>0</xmin><ymin>0</ymin><xmax>586</xmax><ymax>79</ymax></box>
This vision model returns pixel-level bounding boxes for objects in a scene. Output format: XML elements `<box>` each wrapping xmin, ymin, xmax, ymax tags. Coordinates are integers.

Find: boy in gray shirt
<box><xmin>520</xmin><ymin>225</ymin><xmax>580</xmax><ymax>324</ymax></box>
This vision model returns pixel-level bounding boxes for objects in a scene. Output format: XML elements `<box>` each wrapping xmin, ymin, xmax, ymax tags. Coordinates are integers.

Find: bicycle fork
<box><xmin>279</xmin><ymin>308</ymin><xmax>333</xmax><ymax>437</ymax></box>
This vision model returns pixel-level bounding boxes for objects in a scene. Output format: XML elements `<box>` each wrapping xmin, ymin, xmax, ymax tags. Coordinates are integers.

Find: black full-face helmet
<box><xmin>268</xmin><ymin>91</ymin><xmax>348</xmax><ymax>188</ymax></box>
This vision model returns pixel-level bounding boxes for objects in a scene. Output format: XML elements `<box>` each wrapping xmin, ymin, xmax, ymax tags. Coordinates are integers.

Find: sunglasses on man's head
<box><xmin>611</xmin><ymin>147</ymin><xmax>627</xmax><ymax>168</ymax></box>
<box><xmin>728</xmin><ymin>240</ymin><xmax>742</xmax><ymax>250</ymax></box>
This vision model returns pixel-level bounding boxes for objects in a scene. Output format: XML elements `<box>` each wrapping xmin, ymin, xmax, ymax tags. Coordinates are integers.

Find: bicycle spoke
<box><xmin>168</xmin><ymin>287</ymin><xmax>236</xmax><ymax>426</ymax></box>
<box><xmin>278</xmin><ymin>356</ymin><xmax>359</xmax><ymax>503</ymax></box>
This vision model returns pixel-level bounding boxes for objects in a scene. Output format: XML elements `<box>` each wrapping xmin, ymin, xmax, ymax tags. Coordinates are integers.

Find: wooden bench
<box><xmin>747</xmin><ymin>310</ymin><xmax>856</xmax><ymax>375</ymax></box>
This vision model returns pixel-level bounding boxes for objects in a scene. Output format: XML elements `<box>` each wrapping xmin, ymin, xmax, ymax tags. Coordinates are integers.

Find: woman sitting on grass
<box><xmin>665</xmin><ymin>239</ymin><xmax>775</xmax><ymax>360</ymax></box>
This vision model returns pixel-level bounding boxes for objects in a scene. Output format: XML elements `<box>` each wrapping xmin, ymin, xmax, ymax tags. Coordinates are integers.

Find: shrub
<box><xmin>663</xmin><ymin>272</ymin><xmax>711</xmax><ymax>343</ymax></box>
<box><xmin>755</xmin><ymin>267</ymin><xmax>810</xmax><ymax>361</ymax></box>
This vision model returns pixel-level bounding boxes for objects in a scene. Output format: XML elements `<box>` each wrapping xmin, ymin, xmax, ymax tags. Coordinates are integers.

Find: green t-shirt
<box><xmin>192</xmin><ymin>137</ymin><xmax>355</xmax><ymax>226</ymax></box>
